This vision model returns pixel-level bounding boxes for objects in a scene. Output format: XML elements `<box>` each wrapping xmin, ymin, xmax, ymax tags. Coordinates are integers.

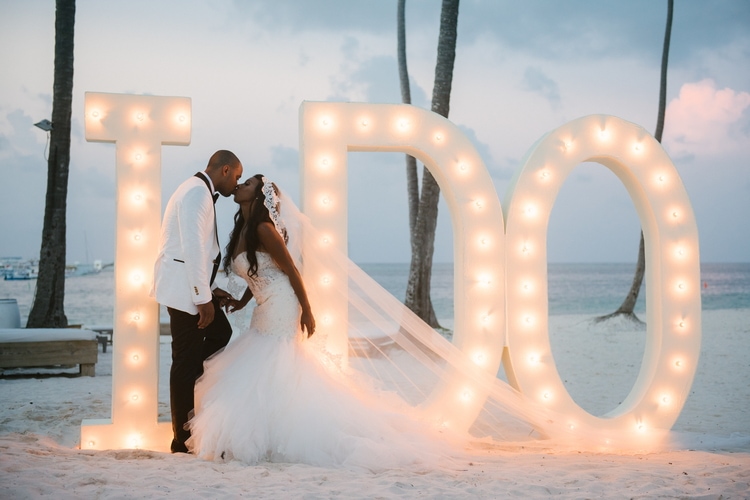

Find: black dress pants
<box><xmin>167</xmin><ymin>295</ymin><xmax>232</xmax><ymax>452</ymax></box>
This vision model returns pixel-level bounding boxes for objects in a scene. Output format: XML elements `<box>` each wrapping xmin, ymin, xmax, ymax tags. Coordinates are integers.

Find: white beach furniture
<box><xmin>0</xmin><ymin>328</ymin><xmax>99</xmax><ymax>376</ymax></box>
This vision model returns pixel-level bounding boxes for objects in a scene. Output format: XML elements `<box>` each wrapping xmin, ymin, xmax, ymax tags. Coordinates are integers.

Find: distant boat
<box><xmin>4</xmin><ymin>266</ymin><xmax>38</xmax><ymax>281</ymax></box>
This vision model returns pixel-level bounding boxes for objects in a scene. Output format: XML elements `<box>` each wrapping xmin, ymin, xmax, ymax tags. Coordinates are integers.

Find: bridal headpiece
<box><xmin>261</xmin><ymin>176</ymin><xmax>286</xmax><ymax>240</ymax></box>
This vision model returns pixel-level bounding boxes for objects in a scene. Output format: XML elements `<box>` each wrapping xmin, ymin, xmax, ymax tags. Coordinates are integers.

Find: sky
<box><xmin>1</xmin><ymin>0</ymin><xmax>748</xmax><ymax>264</ymax></box>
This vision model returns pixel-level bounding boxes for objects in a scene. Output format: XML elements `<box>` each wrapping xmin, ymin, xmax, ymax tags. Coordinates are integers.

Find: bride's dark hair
<box><xmin>224</xmin><ymin>174</ymin><xmax>287</xmax><ymax>277</ymax></box>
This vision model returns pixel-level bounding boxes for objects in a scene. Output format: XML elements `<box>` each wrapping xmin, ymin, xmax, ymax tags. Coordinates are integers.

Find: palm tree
<box><xmin>597</xmin><ymin>0</ymin><xmax>673</xmax><ymax>324</ymax></box>
<box><xmin>403</xmin><ymin>0</ymin><xmax>460</xmax><ymax>327</ymax></box>
<box><xmin>397</xmin><ymin>0</ymin><xmax>420</xmax><ymax>245</ymax></box>
<box><xmin>27</xmin><ymin>0</ymin><xmax>76</xmax><ymax>328</ymax></box>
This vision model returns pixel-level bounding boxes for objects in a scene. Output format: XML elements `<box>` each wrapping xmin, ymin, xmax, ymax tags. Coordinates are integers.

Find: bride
<box><xmin>187</xmin><ymin>175</ymin><xmax>554</xmax><ymax>469</ymax></box>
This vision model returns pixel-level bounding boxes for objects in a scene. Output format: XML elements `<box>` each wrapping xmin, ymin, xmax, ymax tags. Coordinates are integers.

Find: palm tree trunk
<box><xmin>27</xmin><ymin>0</ymin><xmax>76</xmax><ymax>328</ymax></box>
<box><xmin>397</xmin><ymin>0</ymin><xmax>420</xmax><ymax>247</ymax></box>
<box><xmin>404</xmin><ymin>0</ymin><xmax>460</xmax><ymax>327</ymax></box>
<box><xmin>597</xmin><ymin>0</ymin><xmax>672</xmax><ymax>324</ymax></box>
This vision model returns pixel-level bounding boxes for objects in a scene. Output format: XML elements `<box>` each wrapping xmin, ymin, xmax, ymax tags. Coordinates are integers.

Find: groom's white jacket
<box><xmin>151</xmin><ymin>173</ymin><xmax>219</xmax><ymax>315</ymax></box>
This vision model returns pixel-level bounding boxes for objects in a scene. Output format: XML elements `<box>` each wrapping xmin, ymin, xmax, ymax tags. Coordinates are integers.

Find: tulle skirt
<box><xmin>186</xmin><ymin>327</ymin><xmax>463</xmax><ymax>471</ymax></box>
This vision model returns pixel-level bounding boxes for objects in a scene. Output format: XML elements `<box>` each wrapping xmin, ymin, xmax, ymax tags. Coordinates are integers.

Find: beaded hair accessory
<box><xmin>261</xmin><ymin>176</ymin><xmax>286</xmax><ymax>240</ymax></box>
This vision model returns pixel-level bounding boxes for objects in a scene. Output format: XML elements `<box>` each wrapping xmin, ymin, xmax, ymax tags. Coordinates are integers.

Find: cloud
<box><xmin>663</xmin><ymin>79</ymin><xmax>750</xmax><ymax>156</ymax></box>
<box><xmin>521</xmin><ymin>66</ymin><xmax>561</xmax><ymax>110</ymax></box>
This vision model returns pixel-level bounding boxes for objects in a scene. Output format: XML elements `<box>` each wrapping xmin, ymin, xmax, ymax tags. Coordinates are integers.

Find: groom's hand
<box><xmin>196</xmin><ymin>302</ymin><xmax>215</xmax><ymax>329</ymax></box>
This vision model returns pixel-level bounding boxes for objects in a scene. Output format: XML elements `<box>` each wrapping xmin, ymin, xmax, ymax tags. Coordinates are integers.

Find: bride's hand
<box><xmin>301</xmin><ymin>310</ymin><xmax>315</xmax><ymax>338</ymax></box>
<box><xmin>223</xmin><ymin>298</ymin><xmax>247</xmax><ymax>313</ymax></box>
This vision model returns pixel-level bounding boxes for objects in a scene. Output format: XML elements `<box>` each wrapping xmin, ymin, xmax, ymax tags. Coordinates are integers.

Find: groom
<box><xmin>152</xmin><ymin>150</ymin><xmax>243</xmax><ymax>453</ymax></box>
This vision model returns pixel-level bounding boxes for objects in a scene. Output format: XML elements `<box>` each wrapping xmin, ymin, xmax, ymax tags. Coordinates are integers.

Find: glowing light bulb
<box><xmin>675</xmin><ymin>247</ymin><xmax>685</xmax><ymax>258</ymax></box>
<box><xmin>473</xmin><ymin>352</ymin><xmax>486</xmax><ymax>365</ymax></box>
<box><xmin>88</xmin><ymin>440</ymin><xmax>95</xmax><ymax>447</ymax></box>
<box><xmin>521</xmin><ymin>244</ymin><xmax>531</xmax><ymax>256</ymax></box>
<box><xmin>360</xmin><ymin>118</ymin><xmax>369</xmax><ymax>128</ymax></box>
<box><xmin>91</xmin><ymin>109</ymin><xmax>100</xmax><ymax>119</ymax></box>
<box><xmin>133</xmin><ymin>233</ymin><xmax>142</xmax><ymax>242</ymax></box>
<box><xmin>321</xmin><ymin>314</ymin><xmax>331</xmax><ymax>325</ymax></box>
<box><xmin>674</xmin><ymin>359</ymin><xmax>684</xmax><ymax>368</ymax></box>
<box><xmin>568</xmin><ymin>423</ymin><xmax>576</xmax><ymax>430</ymax></box>
<box><xmin>677</xmin><ymin>320</ymin><xmax>686</xmax><ymax>329</ymax></box>
<box><xmin>320</xmin><ymin>116</ymin><xmax>331</xmax><ymax>127</ymax></box>
<box><xmin>321</xmin><ymin>275</ymin><xmax>332</xmax><ymax>286</ymax></box>
<box><xmin>633</xmin><ymin>142</ymin><xmax>643</xmax><ymax>153</ymax></box>
<box><xmin>398</xmin><ymin>119</ymin><xmax>409</xmax><ymax>130</ymax></box>
<box><xmin>457</xmin><ymin>161</ymin><xmax>468</xmax><ymax>173</ymax></box>
<box><xmin>656</xmin><ymin>174</ymin><xmax>667</xmax><ymax>185</ymax></box>
<box><xmin>131</xmin><ymin>394</ymin><xmax>139</xmax><ymax>401</ymax></box>
<box><xmin>521</xmin><ymin>281</ymin><xmax>532</xmax><ymax>293</ymax></box>
<box><xmin>670</xmin><ymin>209</ymin><xmax>681</xmax><ymax>221</ymax></box>
<box><xmin>562</xmin><ymin>140</ymin><xmax>572</xmax><ymax>151</ymax></box>
<box><xmin>542</xmin><ymin>391</ymin><xmax>551</xmax><ymax>400</ymax></box>
<box><xmin>522</xmin><ymin>314</ymin><xmax>534</xmax><ymax>326</ymax></box>
<box><xmin>474</xmin><ymin>199</ymin><xmax>484</xmax><ymax>209</ymax></box>
<box><xmin>134</xmin><ymin>153</ymin><xmax>143</xmax><ymax>162</ymax></box>
<box><xmin>136</xmin><ymin>112</ymin><xmax>145</xmax><ymax>122</ymax></box>
<box><xmin>676</xmin><ymin>281</ymin><xmax>686</xmax><ymax>292</ymax></box>
<box><xmin>636</xmin><ymin>422</ymin><xmax>645</xmax><ymax>431</ymax></box>
<box><xmin>132</xmin><ymin>312</ymin><xmax>141</xmax><ymax>321</ymax></box>
<box><xmin>538</xmin><ymin>169</ymin><xmax>551</xmax><ymax>181</ymax></box>
<box><xmin>524</xmin><ymin>204</ymin><xmax>537</xmax><ymax>217</ymax></box>
<box><xmin>320</xmin><ymin>195</ymin><xmax>331</xmax><ymax>207</ymax></box>
<box><xmin>434</xmin><ymin>133</ymin><xmax>443</xmax><ymax>143</ymax></box>
<box><xmin>598</xmin><ymin>129</ymin><xmax>610</xmax><ymax>140</ymax></box>
<box><xmin>132</xmin><ymin>354</ymin><xmax>140</xmax><ymax>362</ymax></box>
<box><xmin>132</xmin><ymin>192</ymin><xmax>145</xmax><ymax>203</ymax></box>
<box><xmin>528</xmin><ymin>353</ymin><xmax>539</xmax><ymax>365</ymax></box>
<box><xmin>481</xmin><ymin>314</ymin><xmax>490</xmax><ymax>325</ymax></box>
<box><xmin>460</xmin><ymin>389</ymin><xmax>472</xmax><ymax>402</ymax></box>
<box><xmin>130</xmin><ymin>272</ymin><xmax>143</xmax><ymax>285</ymax></box>
<box><xmin>321</xmin><ymin>235</ymin><xmax>331</xmax><ymax>246</ymax></box>
<box><xmin>478</xmin><ymin>274</ymin><xmax>492</xmax><ymax>287</ymax></box>
<box><xmin>660</xmin><ymin>394</ymin><xmax>670</xmax><ymax>405</ymax></box>
<box><xmin>178</xmin><ymin>114</ymin><xmax>187</xmax><ymax>123</ymax></box>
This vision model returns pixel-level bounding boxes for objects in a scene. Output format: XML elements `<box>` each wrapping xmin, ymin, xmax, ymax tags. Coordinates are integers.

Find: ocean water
<box><xmin>1</xmin><ymin>263</ymin><xmax>748</xmax><ymax>327</ymax></box>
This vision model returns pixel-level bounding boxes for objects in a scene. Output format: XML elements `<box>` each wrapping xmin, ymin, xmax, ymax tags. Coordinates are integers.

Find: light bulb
<box><xmin>520</xmin><ymin>243</ymin><xmax>532</xmax><ymax>256</ymax></box>
<box><xmin>523</xmin><ymin>314</ymin><xmax>534</xmax><ymax>326</ymax></box>
<box><xmin>398</xmin><ymin>119</ymin><xmax>409</xmax><ymax>130</ymax></box>
<box><xmin>660</xmin><ymin>394</ymin><xmax>670</xmax><ymax>405</ymax></box>
<box><xmin>677</xmin><ymin>320</ymin><xmax>686</xmax><ymax>329</ymax></box>
<box><xmin>434</xmin><ymin>133</ymin><xmax>443</xmax><ymax>143</ymax></box>
<box><xmin>521</xmin><ymin>281</ymin><xmax>532</xmax><ymax>293</ymax></box>
<box><xmin>133</xmin><ymin>233</ymin><xmax>142</xmax><ymax>242</ymax></box>
<box><xmin>676</xmin><ymin>281</ymin><xmax>686</xmax><ymax>292</ymax></box>
<box><xmin>481</xmin><ymin>314</ymin><xmax>490</xmax><ymax>325</ymax></box>
<box><xmin>457</xmin><ymin>161</ymin><xmax>468</xmax><ymax>173</ymax></box>
<box><xmin>130</xmin><ymin>272</ymin><xmax>143</xmax><ymax>285</ymax></box>
<box><xmin>321</xmin><ymin>235</ymin><xmax>331</xmax><ymax>246</ymax></box>
<box><xmin>134</xmin><ymin>153</ymin><xmax>143</xmax><ymax>162</ymax></box>
<box><xmin>636</xmin><ymin>422</ymin><xmax>645</xmax><ymax>431</ymax></box>
<box><xmin>524</xmin><ymin>204</ymin><xmax>537</xmax><ymax>217</ymax></box>
<box><xmin>675</xmin><ymin>247</ymin><xmax>685</xmax><ymax>258</ymax></box>
<box><xmin>136</xmin><ymin>112</ymin><xmax>145</xmax><ymax>122</ymax></box>
<box><xmin>132</xmin><ymin>312</ymin><xmax>141</xmax><ymax>321</ymax></box>
<box><xmin>538</xmin><ymin>169</ymin><xmax>550</xmax><ymax>181</ymax></box>
<box><xmin>320</xmin><ymin>195</ymin><xmax>331</xmax><ymax>207</ymax></box>
<box><xmin>474</xmin><ymin>199</ymin><xmax>484</xmax><ymax>209</ymax></box>
<box><xmin>674</xmin><ymin>359</ymin><xmax>684</xmax><ymax>368</ymax></box>
<box><xmin>542</xmin><ymin>391</ymin><xmax>551</xmax><ymax>400</ymax></box>
<box><xmin>132</xmin><ymin>354</ymin><xmax>140</xmax><ymax>362</ymax></box>
<box><xmin>321</xmin><ymin>275</ymin><xmax>332</xmax><ymax>285</ymax></box>
<box><xmin>88</xmin><ymin>440</ymin><xmax>95</xmax><ymax>447</ymax></box>
<box><xmin>598</xmin><ymin>129</ymin><xmax>610</xmax><ymax>140</ymax></box>
<box><xmin>360</xmin><ymin>118</ymin><xmax>369</xmax><ymax>127</ymax></box>
<box><xmin>460</xmin><ymin>389</ymin><xmax>472</xmax><ymax>402</ymax></box>
<box><xmin>562</xmin><ymin>140</ymin><xmax>572</xmax><ymax>151</ymax></box>
<box><xmin>178</xmin><ymin>114</ymin><xmax>187</xmax><ymax>123</ymax></box>
<box><xmin>131</xmin><ymin>394</ymin><xmax>139</xmax><ymax>401</ymax></box>
<box><xmin>478</xmin><ymin>274</ymin><xmax>492</xmax><ymax>287</ymax></box>
<box><xmin>320</xmin><ymin>116</ymin><xmax>331</xmax><ymax>127</ymax></box>
<box><xmin>633</xmin><ymin>142</ymin><xmax>642</xmax><ymax>153</ymax></box>
<box><xmin>528</xmin><ymin>353</ymin><xmax>539</xmax><ymax>365</ymax></box>
<box><xmin>322</xmin><ymin>314</ymin><xmax>331</xmax><ymax>325</ymax></box>
<box><xmin>132</xmin><ymin>192</ymin><xmax>144</xmax><ymax>203</ymax></box>
<box><xmin>473</xmin><ymin>352</ymin><xmax>486</xmax><ymax>365</ymax></box>
<box><xmin>91</xmin><ymin>109</ymin><xmax>100</xmax><ymax>119</ymax></box>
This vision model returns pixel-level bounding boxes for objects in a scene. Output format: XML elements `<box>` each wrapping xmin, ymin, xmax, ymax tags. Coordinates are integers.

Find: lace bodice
<box><xmin>231</xmin><ymin>252</ymin><xmax>301</xmax><ymax>339</ymax></box>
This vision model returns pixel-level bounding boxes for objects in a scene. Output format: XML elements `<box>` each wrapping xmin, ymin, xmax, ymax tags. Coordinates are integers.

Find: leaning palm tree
<box><xmin>596</xmin><ymin>0</ymin><xmax>673</xmax><ymax>324</ymax></box>
<box><xmin>27</xmin><ymin>0</ymin><xmax>76</xmax><ymax>328</ymax></box>
<box><xmin>403</xmin><ymin>0</ymin><xmax>460</xmax><ymax>328</ymax></box>
<box><xmin>397</xmin><ymin>0</ymin><xmax>420</xmax><ymax>244</ymax></box>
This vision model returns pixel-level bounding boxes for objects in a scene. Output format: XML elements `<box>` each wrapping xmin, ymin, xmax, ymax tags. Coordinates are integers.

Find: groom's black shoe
<box><xmin>170</xmin><ymin>439</ymin><xmax>189</xmax><ymax>454</ymax></box>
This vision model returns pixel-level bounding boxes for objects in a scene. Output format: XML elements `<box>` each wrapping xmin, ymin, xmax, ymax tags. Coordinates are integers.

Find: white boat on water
<box><xmin>2</xmin><ymin>258</ymin><xmax>104</xmax><ymax>280</ymax></box>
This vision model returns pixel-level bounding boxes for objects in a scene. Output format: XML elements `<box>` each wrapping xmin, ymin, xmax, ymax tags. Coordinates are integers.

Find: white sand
<box><xmin>1</xmin><ymin>309</ymin><xmax>749</xmax><ymax>498</ymax></box>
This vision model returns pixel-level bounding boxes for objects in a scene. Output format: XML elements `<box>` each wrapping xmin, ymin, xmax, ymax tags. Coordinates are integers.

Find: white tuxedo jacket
<box><xmin>152</xmin><ymin>173</ymin><xmax>219</xmax><ymax>314</ymax></box>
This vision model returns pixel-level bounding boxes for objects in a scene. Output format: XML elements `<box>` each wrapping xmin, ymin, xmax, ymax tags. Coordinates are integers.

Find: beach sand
<box><xmin>1</xmin><ymin>309</ymin><xmax>748</xmax><ymax>498</ymax></box>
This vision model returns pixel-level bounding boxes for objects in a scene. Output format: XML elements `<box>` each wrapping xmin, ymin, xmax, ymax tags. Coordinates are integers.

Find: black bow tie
<box><xmin>213</xmin><ymin>192</ymin><xmax>219</xmax><ymax>204</ymax></box>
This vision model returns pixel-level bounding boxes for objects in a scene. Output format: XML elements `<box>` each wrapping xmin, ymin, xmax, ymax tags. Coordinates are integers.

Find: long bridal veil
<box><xmin>223</xmin><ymin>189</ymin><xmax>583</xmax><ymax>452</ymax></box>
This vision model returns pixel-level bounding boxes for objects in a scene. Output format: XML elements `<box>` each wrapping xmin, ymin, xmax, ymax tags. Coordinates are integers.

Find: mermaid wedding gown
<box><xmin>186</xmin><ymin>251</ymin><xmax>457</xmax><ymax>470</ymax></box>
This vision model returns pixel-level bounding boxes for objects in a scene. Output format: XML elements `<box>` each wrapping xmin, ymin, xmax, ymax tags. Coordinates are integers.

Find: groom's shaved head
<box><xmin>207</xmin><ymin>150</ymin><xmax>241</xmax><ymax>171</ymax></box>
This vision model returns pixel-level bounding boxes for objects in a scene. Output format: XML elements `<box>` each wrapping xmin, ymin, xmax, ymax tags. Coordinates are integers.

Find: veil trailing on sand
<box><xmin>224</xmin><ymin>189</ymin><xmax>644</xmax><ymax>452</ymax></box>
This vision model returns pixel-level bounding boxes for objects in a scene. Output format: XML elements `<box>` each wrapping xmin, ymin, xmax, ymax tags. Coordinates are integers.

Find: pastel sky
<box><xmin>1</xmin><ymin>0</ymin><xmax>748</xmax><ymax>264</ymax></box>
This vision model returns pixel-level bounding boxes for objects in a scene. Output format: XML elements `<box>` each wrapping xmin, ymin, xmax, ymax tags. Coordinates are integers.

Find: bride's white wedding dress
<box><xmin>186</xmin><ymin>251</ymin><xmax>457</xmax><ymax>470</ymax></box>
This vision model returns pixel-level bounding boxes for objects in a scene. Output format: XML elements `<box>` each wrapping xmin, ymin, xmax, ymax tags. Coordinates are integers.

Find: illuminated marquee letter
<box><xmin>503</xmin><ymin>115</ymin><xmax>701</xmax><ymax>436</ymax></box>
<box><xmin>81</xmin><ymin>92</ymin><xmax>191</xmax><ymax>452</ymax></box>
